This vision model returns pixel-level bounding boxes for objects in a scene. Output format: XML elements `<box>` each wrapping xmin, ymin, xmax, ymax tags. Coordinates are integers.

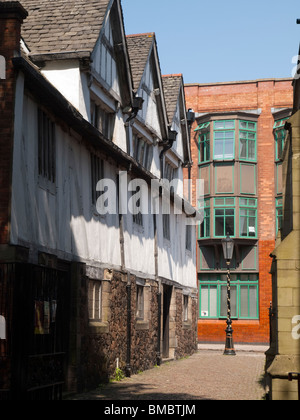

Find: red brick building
<box><xmin>185</xmin><ymin>79</ymin><xmax>293</xmax><ymax>344</ymax></box>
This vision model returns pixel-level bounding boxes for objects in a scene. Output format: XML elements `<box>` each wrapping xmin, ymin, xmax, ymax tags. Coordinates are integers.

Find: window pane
<box><xmin>240</xmin><ymin>286</ymin><xmax>249</xmax><ymax>317</ymax></box>
<box><xmin>214</xmin><ymin>140</ymin><xmax>223</xmax><ymax>159</ymax></box>
<box><xmin>225</xmin><ymin>121</ymin><xmax>235</xmax><ymax>129</ymax></box>
<box><xmin>231</xmin><ymin>286</ymin><xmax>237</xmax><ymax>318</ymax></box>
<box><xmin>240</xmin><ymin>139</ymin><xmax>247</xmax><ymax>159</ymax></box>
<box><xmin>225</xmin><ymin>216</ymin><xmax>234</xmax><ymax>236</ymax></box>
<box><xmin>215</xmin><ymin>121</ymin><xmax>224</xmax><ymax>129</ymax></box>
<box><xmin>220</xmin><ymin>286</ymin><xmax>227</xmax><ymax>318</ymax></box>
<box><xmin>210</xmin><ymin>286</ymin><xmax>218</xmax><ymax>317</ymax></box>
<box><xmin>224</xmin><ymin>139</ymin><xmax>234</xmax><ymax>158</ymax></box>
<box><xmin>249</xmin><ymin>286</ymin><xmax>258</xmax><ymax>318</ymax></box>
<box><xmin>201</xmin><ymin>287</ymin><xmax>209</xmax><ymax>316</ymax></box>
<box><xmin>215</xmin><ymin>217</ymin><xmax>224</xmax><ymax>237</ymax></box>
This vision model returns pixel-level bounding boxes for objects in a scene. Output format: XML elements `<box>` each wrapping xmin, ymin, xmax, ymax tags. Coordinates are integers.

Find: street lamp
<box><xmin>221</xmin><ymin>234</ymin><xmax>236</xmax><ymax>356</ymax></box>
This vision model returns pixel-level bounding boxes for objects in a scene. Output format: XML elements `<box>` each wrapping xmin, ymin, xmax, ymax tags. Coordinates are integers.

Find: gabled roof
<box><xmin>126</xmin><ymin>32</ymin><xmax>169</xmax><ymax>140</ymax></box>
<box><xmin>19</xmin><ymin>0</ymin><xmax>112</xmax><ymax>56</ymax></box>
<box><xmin>126</xmin><ymin>33</ymin><xmax>155</xmax><ymax>91</ymax></box>
<box><xmin>162</xmin><ymin>74</ymin><xmax>192</xmax><ymax>166</ymax></box>
<box><xmin>162</xmin><ymin>74</ymin><xmax>183</xmax><ymax>124</ymax></box>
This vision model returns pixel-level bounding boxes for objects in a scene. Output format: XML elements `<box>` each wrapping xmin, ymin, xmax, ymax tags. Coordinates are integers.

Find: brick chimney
<box><xmin>0</xmin><ymin>2</ymin><xmax>27</xmax><ymax>244</ymax></box>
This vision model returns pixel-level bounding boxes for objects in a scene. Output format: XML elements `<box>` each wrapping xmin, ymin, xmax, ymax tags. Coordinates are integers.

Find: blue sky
<box><xmin>122</xmin><ymin>0</ymin><xmax>300</xmax><ymax>84</ymax></box>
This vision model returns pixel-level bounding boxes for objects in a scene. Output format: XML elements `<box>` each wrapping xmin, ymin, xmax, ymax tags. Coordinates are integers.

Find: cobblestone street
<box><xmin>69</xmin><ymin>347</ymin><xmax>267</xmax><ymax>401</ymax></box>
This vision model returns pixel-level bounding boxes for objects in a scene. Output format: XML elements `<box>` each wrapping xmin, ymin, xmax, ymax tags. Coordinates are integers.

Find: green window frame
<box><xmin>214</xmin><ymin>198</ymin><xmax>235</xmax><ymax>238</ymax></box>
<box><xmin>199</xmin><ymin>274</ymin><xmax>259</xmax><ymax>320</ymax></box>
<box><xmin>213</xmin><ymin>120</ymin><xmax>235</xmax><ymax>160</ymax></box>
<box><xmin>239</xmin><ymin>120</ymin><xmax>257</xmax><ymax>162</ymax></box>
<box><xmin>198</xmin><ymin>130</ymin><xmax>210</xmax><ymax>163</ymax></box>
<box><xmin>239</xmin><ymin>198</ymin><xmax>257</xmax><ymax>238</ymax></box>
<box><xmin>276</xmin><ymin>197</ymin><xmax>283</xmax><ymax>235</ymax></box>
<box><xmin>274</xmin><ymin>118</ymin><xmax>288</xmax><ymax>161</ymax></box>
<box><xmin>198</xmin><ymin>199</ymin><xmax>210</xmax><ymax>239</ymax></box>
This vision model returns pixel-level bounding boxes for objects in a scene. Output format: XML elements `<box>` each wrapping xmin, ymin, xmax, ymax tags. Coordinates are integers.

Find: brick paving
<box><xmin>69</xmin><ymin>349</ymin><xmax>267</xmax><ymax>401</ymax></box>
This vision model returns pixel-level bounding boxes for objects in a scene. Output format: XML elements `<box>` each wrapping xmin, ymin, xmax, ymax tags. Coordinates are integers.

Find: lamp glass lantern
<box><xmin>222</xmin><ymin>235</ymin><xmax>234</xmax><ymax>263</ymax></box>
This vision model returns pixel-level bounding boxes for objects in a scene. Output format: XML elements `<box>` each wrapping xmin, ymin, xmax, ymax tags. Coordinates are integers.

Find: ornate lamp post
<box><xmin>221</xmin><ymin>234</ymin><xmax>236</xmax><ymax>356</ymax></box>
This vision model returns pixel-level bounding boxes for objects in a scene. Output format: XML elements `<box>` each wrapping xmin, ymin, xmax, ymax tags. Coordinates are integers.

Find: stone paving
<box><xmin>69</xmin><ymin>347</ymin><xmax>267</xmax><ymax>401</ymax></box>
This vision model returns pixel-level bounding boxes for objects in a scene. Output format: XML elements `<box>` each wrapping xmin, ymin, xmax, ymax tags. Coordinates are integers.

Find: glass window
<box><xmin>199</xmin><ymin>274</ymin><xmax>259</xmax><ymax>320</ymax></box>
<box><xmin>214</xmin><ymin>198</ymin><xmax>235</xmax><ymax>238</ymax></box>
<box><xmin>239</xmin><ymin>121</ymin><xmax>257</xmax><ymax>161</ymax></box>
<box><xmin>274</xmin><ymin>118</ymin><xmax>288</xmax><ymax>161</ymax></box>
<box><xmin>38</xmin><ymin>109</ymin><xmax>56</xmax><ymax>184</ymax></box>
<box><xmin>213</xmin><ymin>121</ymin><xmax>235</xmax><ymax>160</ymax></box>
<box><xmin>199</xmin><ymin>199</ymin><xmax>210</xmax><ymax>239</ymax></box>
<box><xmin>239</xmin><ymin>198</ymin><xmax>257</xmax><ymax>238</ymax></box>
<box><xmin>199</xmin><ymin>131</ymin><xmax>210</xmax><ymax>163</ymax></box>
<box><xmin>88</xmin><ymin>280</ymin><xmax>102</xmax><ymax>321</ymax></box>
<box><xmin>276</xmin><ymin>197</ymin><xmax>283</xmax><ymax>234</ymax></box>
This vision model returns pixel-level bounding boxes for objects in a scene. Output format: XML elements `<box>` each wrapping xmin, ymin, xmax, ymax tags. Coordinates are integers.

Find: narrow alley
<box><xmin>69</xmin><ymin>346</ymin><xmax>267</xmax><ymax>401</ymax></box>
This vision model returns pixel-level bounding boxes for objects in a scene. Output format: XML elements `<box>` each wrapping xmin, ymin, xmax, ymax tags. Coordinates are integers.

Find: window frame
<box><xmin>198</xmin><ymin>199</ymin><xmax>210</xmax><ymax>239</ymax></box>
<box><xmin>88</xmin><ymin>279</ymin><xmax>102</xmax><ymax>322</ymax></box>
<box><xmin>199</xmin><ymin>274</ymin><xmax>259</xmax><ymax>320</ymax></box>
<box><xmin>213</xmin><ymin>198</ymin><xmax>235</xmax><ymax>238</ymax></box>
<box><xmin>136</xmin><ymin>285</ymin><xmax>145</xmax><ymax>321</ymax></box>
<box><xmin>91</xmin><ymin>153</ymin><xmax>104</xmax><ymax>206</ymax></box>
<box><xmin>276</xmin><ymin>197</ymin><xmax>283</xmax><ymax>235</ymax></box>
<box><xmin>38</xmin><ymin>108</ymin><xmax>56</xmax><ymax>185</ymax></box>
<box><xmin>239</xmin><ymin>120</ymin><xmax>257</xmax><ymax>162</ymax></box>
<box><xmin>239</xmin><ymin>198</ymin><xmax>258</xmax><ymax>238</ymax></box>
<box><xmin>213</xmin><ymin>120</ymin><xmax>235</xmax><ymax>161</ymax></box>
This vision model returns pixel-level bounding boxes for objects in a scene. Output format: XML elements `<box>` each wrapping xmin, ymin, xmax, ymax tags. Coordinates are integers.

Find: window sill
<box><xmin>88</xmin><ymin>320</ymin><xmax>109</xmax><ymax>334</ymax></box>
<box><xmin>183</xmin><ymin>321</ymin><xmax>192</xmax><ymax>330</ymax></box>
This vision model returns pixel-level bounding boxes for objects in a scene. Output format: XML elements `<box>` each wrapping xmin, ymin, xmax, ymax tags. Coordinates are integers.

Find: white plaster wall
<box><xmin>42</xmin><ymin>60</ymin><xmax>89</xmax><ymax>120</ymax></box>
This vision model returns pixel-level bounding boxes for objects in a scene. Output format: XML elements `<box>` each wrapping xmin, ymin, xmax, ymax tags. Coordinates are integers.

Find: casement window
<box><xmin>274</xmin><ymin>119</ymin><xmax>288</xmax><ymax>161</ymax></box>
<box><xmin>164</xmin><ymin>162</ymin><xmax>177</xmax><ymax>182</ymax></box>
<box><xmin>196</xmin><ymin>123</ymin><xmax>210</xmax><ymax>163</ymax></box>
<box><xmin>199</xmin><ymin>199</ymin><xmax>210</xmax><ymax>239</ymax></box>
<box><xmin>276</xmin><ymin>197</ymin><xmax>283</xmax><ymax>235</ymax></box>
<box><xmin>132</xmin><ymin>133</ymin><xmax>153</xmax><ymax>171</ymax></box>
<box><xmin>213</xmin><ymin>120</ymin><xmax>235</xmax><ymax>160</ymax></box>
<box><xmin>214</xmin><ymin>198</ymin><xmax>235</xmax><ymax>237</ymax></box>
<box><xmin>38</xmin><ymin>109</ymin><xmax>56</xmax><ymax>183</ymax></box>
<box><xmin>91</xmin><ymin>153</ymin><xmax>104</xmax><ymax>205</ymax></box>
<box><xmin>163</xmin><ymin>213</ymin><xmax>170</xmax><ymax>241</ymax></box>
<box><xmin>239</xmin><ymin>198</ymin><xmax>257</xmax><ymax>238</ymax></box>
<box><xmin>134</xmin><ymin>135</ymin><xmax>149</xmax><ymax>168</ymax></box>
<box><xmin>185</xmin><ymin>224</ymin><xmax>192</xmax><ymax>252</ymax></box>
<box><xmin>199</xmin><ymin>274</ymin><xmax>259</xmax><ymax>320</ymax></box>
<box><xmin>91</xmin><ymin>101</ymin><xmax>115</xmax><ymax>140</ymax></box>
<box><xmin>239</xmin><ymin>121</ymin><xmax>257</xmax><ymax>162</ymax></box>
<box><xmin>136</xmin><ymin>285</ymin><xmax>144</xmax><ymax>320</ymax></box>
<box><xmin>88</xmin><ymin>280</ymin><xmax>102</xmax><ymax>321</ymax></box>
<box><xmin>183</xmin><ymin>295</ymin><xmax>189</xmax><ymax>322</ymax></box>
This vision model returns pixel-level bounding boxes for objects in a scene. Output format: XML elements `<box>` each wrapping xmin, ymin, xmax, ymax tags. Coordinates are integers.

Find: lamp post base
<box><xmin>224</xmin><ymin>322</ymin><xmax>236</xmax><ymax>356</ymax></box>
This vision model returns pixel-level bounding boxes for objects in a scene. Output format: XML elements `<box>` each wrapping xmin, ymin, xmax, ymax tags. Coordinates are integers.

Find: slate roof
<box><xmin>126</xmin><ymin>33</ymin><xmax>155</xmax><ymax>91</ymax></box>
<box><xmin>162</xmin><ymin>74</ymin><xmax>183</xmax><ymax>123</ymax></box>
<box><xmin>18</xmin><ymin>0</ymin><xmax>111</xmax><ymax>55</ymax></box>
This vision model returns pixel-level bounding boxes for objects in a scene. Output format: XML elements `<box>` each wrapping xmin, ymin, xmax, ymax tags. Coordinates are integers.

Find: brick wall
<box><xmin>185</xmin><ymin>79</ymin><xmax>293</xmax><ymax>344</ymax></box>
<box><xmin>0</xmin><ymin>3</ymin><xmax>27</xmax><ymax>244</ymax></box>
